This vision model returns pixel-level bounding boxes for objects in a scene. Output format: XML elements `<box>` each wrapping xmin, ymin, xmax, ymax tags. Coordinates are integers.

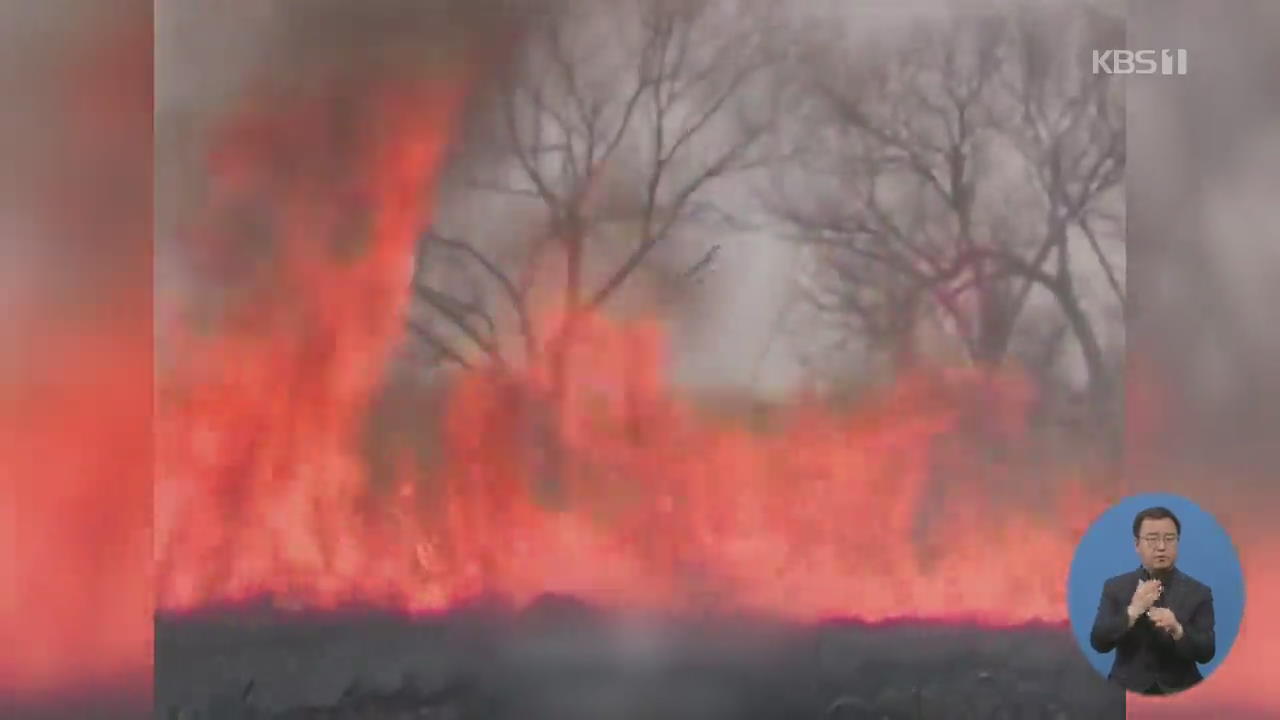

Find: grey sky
<box><xmin>155</xmin><ymin>0</ymin><xmax>1126</xmax><ymax>400</ymax></box>
<box><xmin>669</xmin><ymin>0</ymin><xmax>1126</xmax><ymax>397</ymax></box>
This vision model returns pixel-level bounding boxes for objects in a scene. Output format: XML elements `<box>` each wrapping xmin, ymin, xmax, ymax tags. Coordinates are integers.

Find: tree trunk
<box><xmin>972</xmin><ymin>282</ymin><xmax>1016</xmax><ymax>369</ymax></box>
<box><xmin>889</xmin><ymin>291</ymin><xmax>921</xmax><ymax>372</ymax></box>
<box><xmin>1049</xmin><ymin>279</ymin><xmax>1119</xmax><ymax>461</ymax></box>
<box><xmin>551</xmin><ymin>217</ymin><xmax>585</xmax><ymax>398</ymax></box>
<box><xmin>541</xmin><ymin>217</ymin><xmax>586</xmax><ymax>510</ymax></box>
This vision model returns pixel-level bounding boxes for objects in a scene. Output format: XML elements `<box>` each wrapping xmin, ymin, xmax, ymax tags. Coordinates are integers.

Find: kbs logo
<box><xmin>1092</xmin><ymin>49</ymin><xmax>1188</xmax><ymax>75</ymax></box>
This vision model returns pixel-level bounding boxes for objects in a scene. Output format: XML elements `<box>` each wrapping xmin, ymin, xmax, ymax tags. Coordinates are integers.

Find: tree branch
<box><xmin>426</xmin><ymin>231</ymin><xmax>537</xmax><ymax>362</ymax></box>
<box><xmin>406</xmin><ymin>320</ymin><xmax>473</xmax><ymax>370</ymax></box>
<box><xmin>1078</xmin><ymin>213</ymin><xmax>1125</xmax><ymax>306</ymax></box>
<box><xmin>502</xmin><ymin>82</ymin><xmax>560</xmax><ymax>207</ymax></box>
<box><xmin>412</xmin><ymin>283</ymin><xmax>504</xmax><ymax>365</ymax></box>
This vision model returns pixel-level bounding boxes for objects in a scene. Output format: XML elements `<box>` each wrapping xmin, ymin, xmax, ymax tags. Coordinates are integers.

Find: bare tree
<box><xmin>407</xmin><ymin>0</ymin><xmax>780</xmax><ymax>382</ymax></box>
<box><xmin>396</xmin><ymin>0</ymin><xmax>781</xmax><ymax>502</ymax></box>
<box><xmin>772</xmin><ymin>2</ymin><xmax>1124</xmax><ymax>422</ymax></box>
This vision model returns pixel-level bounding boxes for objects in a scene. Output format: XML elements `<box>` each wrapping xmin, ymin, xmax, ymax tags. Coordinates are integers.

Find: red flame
<box><xmin>155</xmin><ymin>80</ymin><xmax>1113</xmax><ymax>627</ymax></box>
<box><xmin>157</xmin><ymin>73</ymin><xmax>469</xmax><ymax>609</ymax></box>
<box><xmin>1</xmin><ymin>330</ymin><xmax>152</xmax><ymax>698</ymax></box>
<box><xmin>0</xmin><ymin>22</ymin><xmax>152</xmax><ymax>702</ymax></box>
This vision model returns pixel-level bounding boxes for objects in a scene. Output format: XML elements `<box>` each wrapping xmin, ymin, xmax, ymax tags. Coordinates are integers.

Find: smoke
<box><xmin>155</xmin><ymin>0</ymin><xmax>521</xmax><ymax>323</ymax></box>
<box><xmin>1126</xmin><ymin>1</ymin><xmax>1280</xmax><ymax>489</ymax></box>
<box><xmin>1127</xmin><ymin>1</ymin><xmax>1280</xmax><ymax>716</ymax></box>
<box><xmin>156</xmin><ymin>0</ymin><xmax>520</xmax><ymax>121</ymax></box>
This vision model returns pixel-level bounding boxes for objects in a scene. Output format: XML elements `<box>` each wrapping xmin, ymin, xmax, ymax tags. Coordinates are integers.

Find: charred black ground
<box><xmin>157</xmin><ymin>595</ymin><xmax>1124</xmax><ymax>719</ymax></box>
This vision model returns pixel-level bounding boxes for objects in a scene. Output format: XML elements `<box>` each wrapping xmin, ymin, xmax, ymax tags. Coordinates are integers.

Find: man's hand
<box><xmin>1147</xmin><ymin>607</ymin><xmax>1184</xmax><ymax>640</ymax></box>
<box><xmin>1126</xmin><ymin>579</ymin><xmax>1163</xmax><ymax>624</ymax></box>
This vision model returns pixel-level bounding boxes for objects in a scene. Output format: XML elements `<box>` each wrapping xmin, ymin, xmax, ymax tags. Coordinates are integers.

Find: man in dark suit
<box><xmin>1089</xmin><ymin>506</ymin><xmax>1216</xmax><ymax>695</ymax></box>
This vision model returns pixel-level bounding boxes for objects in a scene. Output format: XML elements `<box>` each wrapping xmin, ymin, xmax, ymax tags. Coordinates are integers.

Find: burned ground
<box><xmin>157</xmin><ymin>597</ymin><xmax>1124</xmax><ymax>719</ymax></box>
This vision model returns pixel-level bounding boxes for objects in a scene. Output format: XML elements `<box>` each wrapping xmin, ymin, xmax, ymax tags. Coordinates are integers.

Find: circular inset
<box><xmin>1066</xmin><ymin>493</ymin><xmax>1245</xmax><ymax>696</ymax></box>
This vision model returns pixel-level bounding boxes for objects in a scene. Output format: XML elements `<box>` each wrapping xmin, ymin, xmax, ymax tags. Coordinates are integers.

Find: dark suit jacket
<box><xmin>1089</xmin><ymin>566</ymin><xmax>1215</xmax><ymax>694</ymax></box>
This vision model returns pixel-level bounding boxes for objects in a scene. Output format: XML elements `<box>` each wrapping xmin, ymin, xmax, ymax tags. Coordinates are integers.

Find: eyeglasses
<box><xmin>1140</xmin><ymin>534</ymin><xmax>1179</xmax><ymax>547</ymax></box>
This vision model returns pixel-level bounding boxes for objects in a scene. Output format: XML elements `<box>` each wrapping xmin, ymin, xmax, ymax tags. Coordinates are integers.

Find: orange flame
<box><xmin>156</xmin><ymin>79</ymin><xmax>1114</xmax><ymax>626</ymax></box>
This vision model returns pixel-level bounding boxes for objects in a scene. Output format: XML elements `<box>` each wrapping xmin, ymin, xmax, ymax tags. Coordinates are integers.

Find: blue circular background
<box><xmin>1067</xmin><ymin>492</ymin><xmax>1245</xmax><ymax>681</ymax></box>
